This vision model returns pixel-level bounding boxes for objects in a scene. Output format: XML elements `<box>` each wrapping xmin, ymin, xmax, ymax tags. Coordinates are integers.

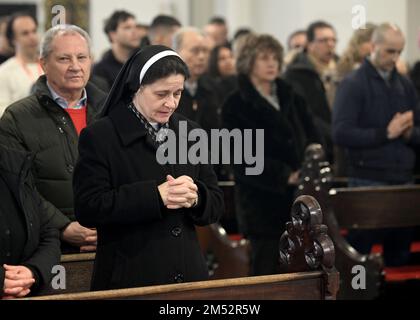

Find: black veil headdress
<box><xmin>100</xmin><ymin>45</ymin><xmax>184</xmax><ymax>117</ymax></box>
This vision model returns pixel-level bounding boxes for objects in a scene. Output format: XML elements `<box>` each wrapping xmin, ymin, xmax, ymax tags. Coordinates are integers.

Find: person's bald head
<box><xmin>372</xmin><ymin>23</ymin><xmax>404</xmax><ymax>44</ymax></box>
<box><xmin>173</xmin><ymin>27</ymin><xmax>210</xmax><ymax>81</ymax></box>
<box><xmin>371</xmin><ymin>23</ymin><xmax>405</xmax><ymax>72</ymax></box>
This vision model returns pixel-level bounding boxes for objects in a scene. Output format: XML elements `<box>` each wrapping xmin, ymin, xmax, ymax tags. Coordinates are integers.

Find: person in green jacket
<box><xmin>0</xmin><ymin>24</ymin><xmax>106</xmax><ymax>253</ymax></box>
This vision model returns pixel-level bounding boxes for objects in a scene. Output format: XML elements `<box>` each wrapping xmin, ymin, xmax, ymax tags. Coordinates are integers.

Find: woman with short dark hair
<box><xmin>73</xmin><ymin>45</ymin><xmax>224</xmax><ymax>290</ymax></box>
<box><xmin>222</xmin><ymin>34</ymin><xmax>321</xmax><ymax>276</ymax></box>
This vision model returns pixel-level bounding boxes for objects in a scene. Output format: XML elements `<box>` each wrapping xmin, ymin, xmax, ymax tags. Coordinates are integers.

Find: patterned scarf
<box><xmin>127</xmin><ymin>102</ymin><xmax>169</xmax><ymax>145</ymax></box>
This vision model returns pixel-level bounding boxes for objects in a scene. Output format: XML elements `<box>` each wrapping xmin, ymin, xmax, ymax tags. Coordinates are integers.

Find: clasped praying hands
<box><xmin>159</xmin><ymin>175</ymin><xmax>199</xmax><ymax>210</ymax></box>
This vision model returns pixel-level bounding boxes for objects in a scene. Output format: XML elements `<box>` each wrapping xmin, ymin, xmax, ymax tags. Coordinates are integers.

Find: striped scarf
<box><xmin>127</xmin><ymin>102</ymin><xmax>169</xmax><ymax>145</ymax></box>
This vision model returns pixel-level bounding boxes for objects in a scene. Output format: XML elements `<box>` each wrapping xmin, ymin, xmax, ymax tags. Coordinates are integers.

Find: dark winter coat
<box><xmin>410</xmin><ymin>61</ymin><xmax>420</xmax><ymax>99</ymax></box>
<box><xmin>0</xmin><ymin>144</ymin><xmax>60</xmax><ymax>296</ymax></box>
<box><xmin>409</xmin><ymin>61</ymin><xmax>420</xmax><ymax>175</ymax></box>
<box><xmin>0</xmin><ymin>75</ymin><xmax>106</xmax><ymax>231</ymax></box>
<box><xmin>176</xmin><ymin>77</ymin><xmax>221</xmax><ymax>134</ymax></box>
<box><xmin>222</xmin><ymin>75</ymin><xmax>321</xmax><ymax>236</ymax></box>
<box><xmin>73</xmin><ymin>104</ymin><xmax>224</xmax><ymax>290</ymax></box>
<box><xmin>333</xmin><ymin>58</ymin><xmax>420</xmax><ymax>183</ymax></box>
<box><xmin>92</xmin><ymin>49</ymin><xmax>125</xmax><ymax>91</ymax></box>
<box><xmin>284</xmin><ymin>52</ymin><xmax>333</xmax><ymax>159</ymax></box>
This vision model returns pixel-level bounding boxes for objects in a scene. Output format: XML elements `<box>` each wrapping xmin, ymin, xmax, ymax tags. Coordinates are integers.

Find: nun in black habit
<box><xmin>73</xmin><ymin>45</ymin><xmax>224</xmax><ymax>290</ymax></box>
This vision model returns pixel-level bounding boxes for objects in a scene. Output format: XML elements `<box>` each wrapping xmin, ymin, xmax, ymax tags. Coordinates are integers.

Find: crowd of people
<box><xmin>1</xmin><ymin>8</ymin><xmax>420</xmax><ymax>297</ymax></box>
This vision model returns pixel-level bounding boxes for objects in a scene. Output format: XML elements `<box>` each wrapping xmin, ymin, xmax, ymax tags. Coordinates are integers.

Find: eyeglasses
<box><xmin>314</xmin><ymin>37</ymin><xmax>338</xmax><ymax>44</ymax></box>
<box><xmin>190</xmin><ymin>47</ymin><xmax>210</xmax><ymax>55</ymax></box>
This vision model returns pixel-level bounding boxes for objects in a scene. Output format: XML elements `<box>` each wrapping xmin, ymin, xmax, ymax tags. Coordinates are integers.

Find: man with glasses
<box><xmin>285</xmin><ymin>21</ymin><xmax>339</xmax><ymax>161</ymax></box>
<box><xmin>333</xmin><ymin>23</ymin><xmax>420</xmax><ymax>266</ymax></box>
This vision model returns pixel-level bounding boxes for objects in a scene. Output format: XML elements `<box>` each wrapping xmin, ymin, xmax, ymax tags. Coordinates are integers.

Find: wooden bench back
<box><xmin>297</xmin><ymin>144</ymin><xmax>383</xmax><ymax>300</ymax></box>
<box><xmin>330</xmin><ymin>185</ymin><xmax>420</xmax><ymax>229</ymax></box>
<box><xmin>29</xmin><ymin>271</ymin><xmax>338</xmax><ymax>300</ymax></box>
<box><xmin>196</xmin><ymin>224</ymin><xmax>250</xmax><ymax>279</ymax></box>
<box><xmin>38</xmin><ymin>253</ymin><xmax>95</xmax><ymax>295</ymax></box>
<box><xmin>38</xmin><ymin>223</ymin><xmax>250</xmax><ymax>296</ymax></box>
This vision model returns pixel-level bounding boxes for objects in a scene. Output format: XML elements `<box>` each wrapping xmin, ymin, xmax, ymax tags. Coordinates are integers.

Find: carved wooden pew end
<box><xmin>298</xmin><ymin>143</ymin><xmax>420</xmax><ymax>299</ymax></box>
<box><xmin>278</xmin><ymin>195</ymin><xmax>338</xmax><ymax>299</ymax></box>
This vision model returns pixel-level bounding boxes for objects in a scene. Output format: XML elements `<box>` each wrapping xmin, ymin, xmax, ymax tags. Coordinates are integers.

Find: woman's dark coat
<box><xmin>222</xmin><ymin>75</ymin><xmax>321</xmax><ymax>237</ymax></box>
<box><xmin>73</xmin><ymin>105</ymin><xmax>224</xmax><ymax>290</ymax></box>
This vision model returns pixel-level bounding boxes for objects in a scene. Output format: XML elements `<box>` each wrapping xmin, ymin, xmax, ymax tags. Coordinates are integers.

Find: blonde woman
<box><xmin>337</xmin><ymin>23</ymin><xmax>376</xmax><ymax>79</ymax></box>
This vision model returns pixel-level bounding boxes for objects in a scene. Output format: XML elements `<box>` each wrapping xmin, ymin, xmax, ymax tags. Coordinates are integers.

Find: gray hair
<box><xmin>372</xmin><ymin>23</ymin><xmax>403</xmax><ymax>44</ymax></box>
<box><xmin>40</xmin><ymin>24</ymin><xmax>92</xmax><ymax>59</ymax></box>
<box><xmin>172</xmin><ymin>27</ymin><xmax>204</xmax><ymax>52</ymax></box>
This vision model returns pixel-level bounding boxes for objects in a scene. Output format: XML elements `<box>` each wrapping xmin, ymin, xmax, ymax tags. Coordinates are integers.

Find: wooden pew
<box><xmin>37</xmin><ymin>179</ymin><xmax>250</xmax><ymax>295</ymax></box>
<box><xmin>298</xmin><ymin>143</ymin><xmax>420</xmax><ymax>299</ymax></box>
<box><xmin>38</xmin><ymin>224</ymin><xmax>250</xmax><ymax>296</ymax></box>
<box><xmin>28</xmin><ymin>195</ymin><xmax>339</xmax><ymax>300</ymax></box>
<box><xmin>330</xmin><ymin>185</ymin><xmax>420</xmax><ymax>229</ymax></box>
<box><xmin>38</xmin><ymin>253</ymin><xmax>95</xmax><ymax>295</ymax></box>
<box><xmin>197</xmin><ymin>180</ymin><xmax>251</xmax><ymax>280</ymax></box>
<box><xmin>329</xmin><ymin>185</ymin><xmax>420</xmax><ymax>292</ymax></box>
<box><xmin>29</xmin><ymin>272</ymin><xmax>336</xmax><ymax>300</ymax></box>
<box><xmin>196</xmin><ymin>224</ymin><xmax>250</xmax><ymax>279</ymax></box>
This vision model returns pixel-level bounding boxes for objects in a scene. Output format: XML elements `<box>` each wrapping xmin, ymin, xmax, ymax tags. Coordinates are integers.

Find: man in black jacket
<box><xmin>92</xmin><ymin>10</ymin><xmax>139</xmax><ymax>91</ymax></box>
<box><xmin>0</xmin><ymin>24</ymin><xmax>106</xmax><ymax>253</ymax></box>
<box><xmin>333</xmin><ymin>23</ymin><xmax>420</xmax><ymax>266</ymax></box>
<box><xmin>284</xmin><ymin>21</ymin><xmax>338</xmax><ymax>161</ymax></box>
<box><xmin>0</xmin><ymin>143</ymin><xmax>60</xmax><ymax>298</ymax></box>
